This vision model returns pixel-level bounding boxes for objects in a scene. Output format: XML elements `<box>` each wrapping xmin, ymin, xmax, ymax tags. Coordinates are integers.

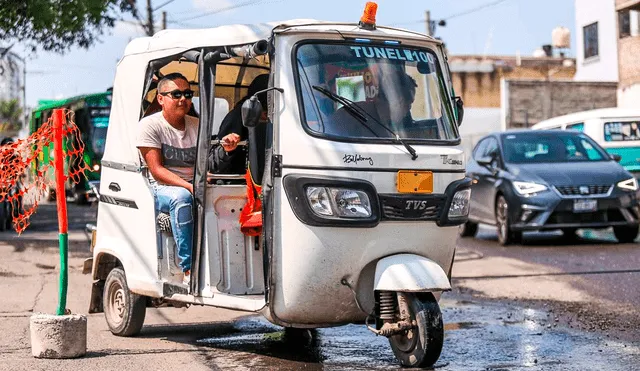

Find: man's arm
<box><xmin>139</xmin><ymin>147</ymin><xmax>193</xmax><ymax>194</ymax></box>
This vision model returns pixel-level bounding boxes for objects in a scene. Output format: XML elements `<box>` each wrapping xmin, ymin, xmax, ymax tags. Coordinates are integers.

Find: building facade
<box><xmin>574</xmin><ymin>0</ymin><xmax>619</xmax><ymax>82</ymax></box>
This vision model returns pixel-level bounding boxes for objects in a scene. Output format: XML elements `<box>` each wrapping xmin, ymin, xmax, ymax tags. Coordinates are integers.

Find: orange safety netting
<box><xmin>0</xmin><ymin>110</ymin><xmax>91</xmax><ymax>234</ymax></box>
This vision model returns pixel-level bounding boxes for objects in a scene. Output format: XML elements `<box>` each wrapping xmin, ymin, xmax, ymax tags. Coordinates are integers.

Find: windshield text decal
<box><xmin>350</xmin><ymin>46</ymin><xmax>434</xmax><ymax>63</ymax></box>
<box><xmin>343</xmin><ymin>153</ymin><xmax>374</xmax><ymax>166</ymax></box>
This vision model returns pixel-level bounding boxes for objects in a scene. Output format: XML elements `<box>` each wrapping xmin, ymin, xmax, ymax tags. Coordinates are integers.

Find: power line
<box><xmin>390</xmin><ymin>0</ymin><xmax>513</xmax><ymax>27</ymax></box>
<box><xmin>443</xmin><ymin>0</ymin><xmax>511</xmax><ymax>20</ymax></box>
<box><xmin>154</xmin><ymin>0</ymin><xmax>176</xmax><ymax>12</ymax></box>
<box><xmin>173</xmin><ymin>0</ymin><xmax>263</xmax><ymax>22</ymax></box>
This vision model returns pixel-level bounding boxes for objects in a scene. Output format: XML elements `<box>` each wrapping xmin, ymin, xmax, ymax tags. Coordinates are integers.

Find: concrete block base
<box><xmin>30</xmin><ymin>313</ymin><xmax>87</xmax><ymax>359</ymax></box>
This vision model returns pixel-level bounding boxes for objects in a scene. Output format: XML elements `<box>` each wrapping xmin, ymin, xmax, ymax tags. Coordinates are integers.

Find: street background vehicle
<box><xmin>461</xmin><ymin>130</ymin><xmax>640</xmax><ymax>245</ymax></box>
<box><xmin>28</xmin><ymin>90</ymin><xmax>111</xmax><ymax>204</ymax></box>
<box><xmin>532</xmin><ymin>108</ymin><xmax>640</xmax><ymax>178</ymax></box>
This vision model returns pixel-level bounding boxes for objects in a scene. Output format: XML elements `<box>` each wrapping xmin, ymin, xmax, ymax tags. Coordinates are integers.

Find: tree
<box><xmin>0</xmin><ymin>99</ymin><xmax>23</xmax><ymax>132</ymax></box>
<box><xmin>0</xmin><ymin>0</ymin><xmax>136</xmax><ymax>54</ymax></box>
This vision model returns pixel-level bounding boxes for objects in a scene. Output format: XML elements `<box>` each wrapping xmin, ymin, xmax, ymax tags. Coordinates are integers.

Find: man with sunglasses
<box><xmin>136</xmin><ymin>72</ymin><xmax>199</xmax><ymax>287</ymax></box>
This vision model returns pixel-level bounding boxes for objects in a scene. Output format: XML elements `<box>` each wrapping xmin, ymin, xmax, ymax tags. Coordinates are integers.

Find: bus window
<box><xmin>567</xmin><ymin>123</ymin><xmax>584</xmax><ymax>132</ymax></box>
<box><xmin>604</xmin><ymin>121</ymin><xmax>640</xmax><ymax>141</ymax></box>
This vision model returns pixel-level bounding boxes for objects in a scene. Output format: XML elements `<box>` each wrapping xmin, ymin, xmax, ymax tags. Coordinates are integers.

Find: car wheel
<box><xmin>459</xmin><ymin>221</ymin><xmax>478</xmax><ymax>238</ymax></box>
<box><xmin>561</xmin><ymin>228</ymin><xmax>578</xmax><ymax>241</ymax></box>
<box><xmin>613</xmin><ymin>226</ymin><xmax>639</xmax><ymax>244</ymax></box>
<box><xmin>495</xmin><ymin>195</ymin><xmax>520</xmax><ymax>246</ymax></box>
<box><xmin>103</xmin><ymin>268</ymin><xmax>146</xmax><ymax>336</ymax></box>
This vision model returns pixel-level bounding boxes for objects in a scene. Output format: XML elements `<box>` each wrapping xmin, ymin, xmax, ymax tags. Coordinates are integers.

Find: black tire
<box><xmin>103</xmin><ymin>267</ymin><xmax>146</xmax><ymax>336</ymax></box>
<box><xmin>388</xmin><ymin>293</ymin><xmax>443</xmax><ymax>368</ymax></box>
<box><xmin>495</xmin><ymin>195</ymin><xmax>521</xmax><ymax>246</ymax></box>
<box><xmin>0</xmin><ymin>202</ymin><xmax>8</xmax><ymax>232</ymax></box>
<box><xmin>283</xmin><ymin>327</ymin><xmax>315</xmax><ymax>346</ymax></box>
<box><xmin>561</xmin><ymin>228</ymin><xmax>578</xmax><ymax>241</ymax></box>
<box><xmin>459</xmin><ymin>221</ymin><xmax>478</xmax><ymax>238</ymax></box>
<box><xmin>613</xmin><ymin>226</ymin><xmax>639</xmax><ymax>244</ymax></box>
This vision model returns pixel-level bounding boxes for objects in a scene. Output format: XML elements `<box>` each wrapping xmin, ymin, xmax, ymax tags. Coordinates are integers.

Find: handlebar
<box><xmin>210</xmin><ymin>139</ymin><xmax>248</xmax><ymax>147</ymax></box>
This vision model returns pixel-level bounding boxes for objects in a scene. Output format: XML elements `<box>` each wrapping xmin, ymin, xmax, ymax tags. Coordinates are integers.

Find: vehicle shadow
<box><xmin>473</xmin><ymin>227</ymin><xmax>621</xmax><ymax>248</ymax></box>
<box><xmin>137</xmin><ymin>317</ymin><xmax>324</xmax><ymax>364</ymax></box>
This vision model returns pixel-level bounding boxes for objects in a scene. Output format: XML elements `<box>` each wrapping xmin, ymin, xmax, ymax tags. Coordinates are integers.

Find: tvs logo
<box><xmin>405</xmin><ymin>200</ymin><xmax>428</xmax><ymax>210</ymax></box>
<box><xmin>579</xmin><ymin>186</ymin><xmax>590</xmax><ymax>195</ymax></box>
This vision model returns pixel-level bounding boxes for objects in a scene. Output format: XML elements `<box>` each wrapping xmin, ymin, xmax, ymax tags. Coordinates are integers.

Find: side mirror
<box><xmin>241</xmin><ymin>96</ymin><xmax>263</xmax><ymax>128</ymax></box>
<box><xmin>454</xmin><ymin>96</ymin><xmax>464</xmax><ymax>126</ymax></box>
<box><xmin>477</xmin><ymin>156</ymin><xmax>493</xmax><ymax>167</ymax></box>
<box><xmin>611</xmin><ymin>154</ymin><xmax>622</xmax><ymax>162</ymax></box>
<box><xmin>241</xmin><ymin>86</ymin><xmax>284</xmax><ymax>128</ymax></box>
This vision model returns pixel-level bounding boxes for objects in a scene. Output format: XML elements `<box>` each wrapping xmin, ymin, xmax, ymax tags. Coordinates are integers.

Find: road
<box><xmin>0</xmin><ymin>203</ymin><xmax>638</xmax><ymax>370</ymax></box>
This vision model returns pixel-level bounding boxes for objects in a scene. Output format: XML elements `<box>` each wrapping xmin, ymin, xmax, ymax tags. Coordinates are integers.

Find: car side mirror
<box><xmin>454</xmin><ymin>96</ymin><xmax>464</xmax><ymax>126</ymax></box>
<box><xmin>611</xmin><ymin>154</ymin><xmax>622</xmax><ymax>162</ymax></box>
<box><xmin>241</xmin><ymin>96</ymin><xmax>263</xmax><ymax>128</ymax></box>
<box><xmin>477</xmin><ymin>156</ymin><xmax>493</xmax><ymax>167</ymax></box>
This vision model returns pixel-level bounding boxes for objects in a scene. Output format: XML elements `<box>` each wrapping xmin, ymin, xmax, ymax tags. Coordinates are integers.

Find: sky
<box><xmin>20</xmin><ymin>0</ymin><xmax>575</xmax><ymax>108</ymax></box>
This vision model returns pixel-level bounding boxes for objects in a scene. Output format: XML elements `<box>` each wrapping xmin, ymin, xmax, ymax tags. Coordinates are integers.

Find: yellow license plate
<box><xmin>397</xmin><ymin>170</ymin><xmax>433</xmax><ymax>193</ymax></box>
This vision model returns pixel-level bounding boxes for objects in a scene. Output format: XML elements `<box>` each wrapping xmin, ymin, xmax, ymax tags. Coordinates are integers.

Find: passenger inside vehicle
<box><xmin>211</xmin><ymin>74</ymin><xmax>269</xmax><ymax>175</ymax></box>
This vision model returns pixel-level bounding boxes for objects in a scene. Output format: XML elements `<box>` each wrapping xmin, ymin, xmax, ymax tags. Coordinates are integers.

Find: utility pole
<box><xmin>146</xmin><ymin>0</ymin><xmax>155</xmax><ymax>36</ymax></box>
<box><xmin>162</xmin><ymin>11</ymin><xmax>167</xmax><ymax>30</ymax></box>
<box><xmin>425</xmin><ymin>10</ymin><xmax>432</xmax><ymax>36</ymax></box>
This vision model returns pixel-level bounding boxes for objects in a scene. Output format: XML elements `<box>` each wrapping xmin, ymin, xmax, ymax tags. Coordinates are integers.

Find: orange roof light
<box><xmin>359</xmin><ymin>2</ymin><xmax>377</xmax><ymax>30</ymax></box>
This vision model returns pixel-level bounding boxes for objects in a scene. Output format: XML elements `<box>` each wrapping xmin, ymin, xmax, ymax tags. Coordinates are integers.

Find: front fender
<box><xmin>374</xmin><ymin>254</ymin><xmax>451</xmax><ymax>292</ymax></box>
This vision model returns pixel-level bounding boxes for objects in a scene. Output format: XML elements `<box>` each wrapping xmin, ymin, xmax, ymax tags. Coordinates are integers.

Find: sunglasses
<box><xmin>159</xmin><ymin>89</ymin><xmax>194</xmax><ymax>99</ymax></box>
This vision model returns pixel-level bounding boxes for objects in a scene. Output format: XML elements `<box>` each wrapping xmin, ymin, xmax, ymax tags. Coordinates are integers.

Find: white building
<box><xmin>574</xmin><ymin>0</ymin><xmax>619</xmax><ymax>82</ymax></box>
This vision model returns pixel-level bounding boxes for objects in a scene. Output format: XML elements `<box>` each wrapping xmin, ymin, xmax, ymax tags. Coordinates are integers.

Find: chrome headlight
<box><xmin>513</xmin><ymin>181</ymin><xmax>548</xmax><ymax>196</ymax></box>
<box><xmin>448</xmin><ymin>189</ymin><xmax>471</xmax><ymax>219</ymax></box>
<box><xmin>306</xmin><ymin>186</ymin><xmax>372</xmax><ymax>218</ymax></box>
<box><xmin>618</xmin><ymin>177</ymin><xmax>638</xmax><ymax>191</ymax></box>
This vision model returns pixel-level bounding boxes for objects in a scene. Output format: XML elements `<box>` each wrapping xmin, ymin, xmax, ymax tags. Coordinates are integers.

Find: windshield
<box><xmin>90</xmin><ymin>107</ymin><xmax>109</xmax><ymax>156</ymax></box>
<box><xmin>295</xmin><ymin>42</ymin><xmax>458</xmax><ymax>142</ymax></box>
<box><xmin>502</xmin><ymin>133</ymin><xmax>608</xmax><ymax>164</ymax></box>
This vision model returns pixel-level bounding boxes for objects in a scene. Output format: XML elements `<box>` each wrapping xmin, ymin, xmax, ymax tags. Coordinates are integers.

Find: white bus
<box><xmin>532</xmin><ymin>108</ymin><xmax>640</xmax><ymax>176</ymax></box>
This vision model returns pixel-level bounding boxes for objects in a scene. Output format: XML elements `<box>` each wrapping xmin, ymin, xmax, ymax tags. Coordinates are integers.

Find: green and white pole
<box><xmin>53</xmin><ymin>109</ymin><xmax>69</xmax><ymax>316</ymax></box>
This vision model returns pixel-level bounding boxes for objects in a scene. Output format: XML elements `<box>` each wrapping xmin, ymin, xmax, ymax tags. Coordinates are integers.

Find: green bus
<box><xmin>29</xmin><ymin>90</ymin><xmax>111</xmax><ymax>204</ymax></box>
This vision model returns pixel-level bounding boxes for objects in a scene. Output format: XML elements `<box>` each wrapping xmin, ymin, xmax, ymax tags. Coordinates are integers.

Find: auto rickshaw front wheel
<box><xmin>388</xmin><ymin>292</ymin><xmax>443</xmax><ymax>368</ymax></box>
<box><xmin>103</xmin><ymin>267</ymin><xmax>146</xmax><ymax>336</ymax></box>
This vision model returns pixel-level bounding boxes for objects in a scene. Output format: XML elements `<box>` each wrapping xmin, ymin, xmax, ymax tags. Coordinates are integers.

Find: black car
<box><xmin>460</xmin><ymin>130</ymin><xmax>640</xmax><ymax>245</ymax></box>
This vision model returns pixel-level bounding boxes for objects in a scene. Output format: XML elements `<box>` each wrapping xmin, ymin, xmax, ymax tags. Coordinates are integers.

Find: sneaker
<box><xmin>182</xmin><ymin>270</ymin><xmax>191</xmax><ymax>286</ymax></box>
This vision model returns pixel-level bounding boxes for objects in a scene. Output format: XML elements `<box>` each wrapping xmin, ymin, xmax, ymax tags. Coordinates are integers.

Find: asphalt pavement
<box><xmin>0</xmin><ymin>203</ymin><xmax>638</xmax><ymax>370</ymax></box>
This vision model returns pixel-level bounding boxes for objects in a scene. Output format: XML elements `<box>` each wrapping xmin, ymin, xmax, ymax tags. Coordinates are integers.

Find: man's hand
<box><xmin>221</xmin><ymin>133</ymin><xmax>240</xmax><ymax>152</ymax></box>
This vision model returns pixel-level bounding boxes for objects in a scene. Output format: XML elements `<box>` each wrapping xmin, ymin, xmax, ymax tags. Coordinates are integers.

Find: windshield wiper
<box><xmin>312</xmin><ymin>85</ymin><xmax>418</xmax><ymax>161</ymax></box>
<box><xmin>312</xmin><ymin>85</ymin><xmax>367</xmax><ymax>123</ymax></box>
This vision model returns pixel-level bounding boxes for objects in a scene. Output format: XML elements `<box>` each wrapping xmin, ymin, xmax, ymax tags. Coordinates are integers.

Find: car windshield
<box><xmin>90</xmin><ymin>107</ymin><xmax>109</xmax><ymax>156</ymax></box>
<box><xmin>295</xmin><ymin>42</ymin><xmax>458</xmax><ymax>142</ymax></box>
<box><xmin>502</xmin><ymin>133</ymin><xmax>608</xmax><ymax>163</ymax></box>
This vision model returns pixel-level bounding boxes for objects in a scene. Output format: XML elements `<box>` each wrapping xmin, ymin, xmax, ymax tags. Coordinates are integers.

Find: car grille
<box><xmin>554</xmin><ymin>184</ymin><xmax>612</xmax><ymax>196</ymax></box>
<box><xmin>547</xmin><ymin>209</ymin><xmax>626</xmax><ymax>224</ymax></box>
<box><xmin>378</xmin><ymin>194</ymin><xmax>447</xmax><ymax>221</ymax></box>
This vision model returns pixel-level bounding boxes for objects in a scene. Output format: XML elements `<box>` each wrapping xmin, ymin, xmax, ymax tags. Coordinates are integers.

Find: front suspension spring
<box><xmin>378</xmin><ymin>291</ymin><xmax>397</xmax><ymax>321</ymax></box>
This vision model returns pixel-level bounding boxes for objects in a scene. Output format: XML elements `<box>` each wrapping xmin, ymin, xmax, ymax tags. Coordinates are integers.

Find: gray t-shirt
<box><xmin>137</xmin><ymin>112</ymin><xmax>199</xmax><ymax>182</ymax></box>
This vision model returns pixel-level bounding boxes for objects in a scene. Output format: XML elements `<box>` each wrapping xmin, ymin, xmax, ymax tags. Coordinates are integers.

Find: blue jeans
<box><xmin>152</xmin><ymin>184</ymin><xmax>193</xmax><ymax>272</ymax></box>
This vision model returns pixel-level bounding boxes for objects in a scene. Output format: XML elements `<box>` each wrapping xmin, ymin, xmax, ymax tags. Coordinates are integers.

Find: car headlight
<box><xmin>448</xmin><ymin>189</ymin><xmax>471</xmax><ymax>219</ymax></box>
<box><xmin>306</xmin><ymin>186</ymin><xmax>372</xmax><ymax>218</ymax></box>
<box><xmin>617</xmin><ymin>177</ymin><xmax>638</xmax><ymax>191</ymax></box>
<box><xmin>513</xmin><ymin>181</ymin><xmax>548</xmax><ymax>195</ymax></box>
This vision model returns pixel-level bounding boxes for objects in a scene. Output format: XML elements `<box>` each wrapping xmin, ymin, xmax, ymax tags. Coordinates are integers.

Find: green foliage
<box><xmin>0</xmin><ymin>0</ymin><xmax>135</xmax><ymax>53</ymax></box>
<box><xmin>0</xmin><ymin>99</ymin><xmax>23</xmax><ymax>132</ymax></box>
